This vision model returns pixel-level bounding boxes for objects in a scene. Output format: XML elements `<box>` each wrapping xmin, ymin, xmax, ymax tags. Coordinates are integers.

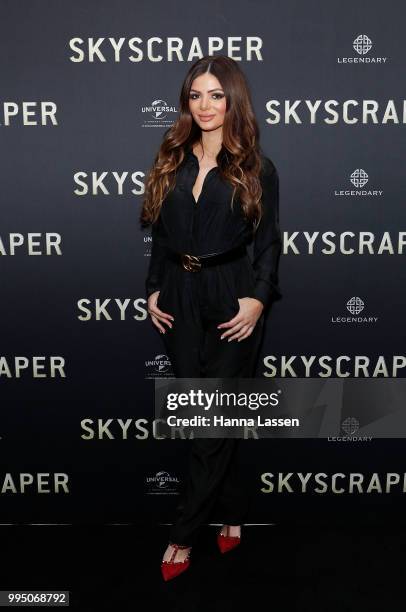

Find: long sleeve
<box><xmin>145</xmin><ymin>213</ymin><xmax>168</xmax><ymax>299</ymax></box>
<box><xmin>252</xmin><ymin>157</ymin><xmax>283</xmax><ymax>309</ymax></box>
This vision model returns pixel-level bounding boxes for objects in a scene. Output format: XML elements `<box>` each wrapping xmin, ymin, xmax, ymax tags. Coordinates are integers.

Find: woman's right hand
<box><xmin>147</xmin><ymin>290</ymin><xmax>174</xmax><ymax>334</ymax></box>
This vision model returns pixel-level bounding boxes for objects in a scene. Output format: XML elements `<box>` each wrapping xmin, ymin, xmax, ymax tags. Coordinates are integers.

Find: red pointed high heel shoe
<box><xmin>161</xmin><ymin>543</ymin><xmax>191</xmax><ymax>581</ymax></box>
<box><xmin>217</xmin><ymin>525</ymin><xmax>241</xmax><ymax>554</ymax></box>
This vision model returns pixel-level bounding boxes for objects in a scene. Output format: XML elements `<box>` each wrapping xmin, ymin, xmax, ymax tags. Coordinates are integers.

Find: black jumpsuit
<box><xmin>145</xmin><ymin>144</ymin><xmax>282</xmax><ymax>547</ymax></box>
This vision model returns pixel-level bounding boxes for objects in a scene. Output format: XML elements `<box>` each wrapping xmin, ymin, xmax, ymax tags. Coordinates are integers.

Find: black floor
<box><xmin>2</xmin><ymin>524</ymin><xmax>404</xmax><ymax>611</ymax></box>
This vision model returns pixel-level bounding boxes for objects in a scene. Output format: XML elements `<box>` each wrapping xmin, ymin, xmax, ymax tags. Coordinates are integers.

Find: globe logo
<box><xmin>156</xmin><ymin>471</ymin><xmax>171</xmax><ymax>489</ymax></box>
<box><xmin>347</xmin><ymin>297</ymin><xmax>364</xmax><ymax>315</ymax></box>
<box><xmin>350</xmin><ymin>169</ymin><xmax>368</xmax><ymax>188</ymax></box>
<box><xmin>151</xmin><ymin>99</ymin><xmax>169</xmax><ymax>119</ymax></box>
<box><xmin>155</xmin><ymin>354</ymin><xmax>171</xmax><ymax>373</ymax></box>
<box><xmin>342</xmin><ymin>417</ymin><xmax>359</xmax><ymax>435</ymax></box>
<box><xmin>353</xmin><ymin>34</ymin><xmax>372</xmax><ymax>55</ymax></box>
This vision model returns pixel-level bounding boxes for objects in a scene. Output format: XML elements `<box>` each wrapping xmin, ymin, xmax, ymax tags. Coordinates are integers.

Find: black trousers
<box><xmin>158</xmin><ymin>260</ymin><xmax>265</xmax><ymax>546</ymax></box>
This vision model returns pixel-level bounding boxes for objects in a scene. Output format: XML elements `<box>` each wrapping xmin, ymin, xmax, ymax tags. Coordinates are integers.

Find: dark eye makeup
<box><xmin>189</xmin><ymin>93</ymin><xmax>225</xmax><ymax>100</ymax></box>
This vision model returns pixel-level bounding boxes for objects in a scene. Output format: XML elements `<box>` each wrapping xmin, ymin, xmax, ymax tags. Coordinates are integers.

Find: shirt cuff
<box><xmin>253</xmin><ymin>279</ymin><xmax>282</xmax><ymax>309</ymax></box>
<box><xmin>145</xmin><ymin>283</ymin><xmax>161</xmax><ymax>299</ymax></box>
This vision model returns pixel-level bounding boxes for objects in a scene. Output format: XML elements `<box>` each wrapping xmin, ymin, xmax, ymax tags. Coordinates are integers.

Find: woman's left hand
<box><xmin>217</xmin><ymin>297</ymin><xmax>264</xmax><ymax>342</ymax></box>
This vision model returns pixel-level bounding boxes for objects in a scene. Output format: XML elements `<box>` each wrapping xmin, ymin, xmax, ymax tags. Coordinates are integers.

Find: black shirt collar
<box><xmin>184</xmin><ymin>142</ymin><xmax>226</xmax><ymax>167</ymax></box>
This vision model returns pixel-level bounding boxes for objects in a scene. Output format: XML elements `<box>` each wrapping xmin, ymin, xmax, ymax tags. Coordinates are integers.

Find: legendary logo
<box><xmin>337</xmin><ymin>34</ymin><xmax>388</xmax><ymax>64</ymax></box>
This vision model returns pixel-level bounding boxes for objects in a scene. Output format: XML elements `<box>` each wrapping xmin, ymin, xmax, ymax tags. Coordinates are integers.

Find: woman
<box><xmin>140</xmin><ymin>55</ymin><xmax>282</xmax><ymax>581</ymax></box>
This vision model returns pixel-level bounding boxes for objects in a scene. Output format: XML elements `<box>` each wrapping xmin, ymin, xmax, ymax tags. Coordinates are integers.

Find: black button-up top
<box><xmin>145</xmin><ymin>146</ymin><xmax>282</xmax><ymax>310</ymax></box>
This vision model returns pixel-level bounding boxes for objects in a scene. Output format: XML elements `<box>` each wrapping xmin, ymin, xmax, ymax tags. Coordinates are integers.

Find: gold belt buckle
<box><xmin>181</xmin><ymin>253</ymin><xmax>202</xmax><ymax>272</ymax></box>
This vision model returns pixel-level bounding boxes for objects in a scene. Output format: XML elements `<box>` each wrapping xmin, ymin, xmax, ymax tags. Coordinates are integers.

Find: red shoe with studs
<box><xmin>161</xmin><ymin>543</ymin><xmax>191</xmax><ymax>581</ymax></box>
<box><xmin>217</xmin><ymin>525</ymin><xmax>241</xmax><ymax>554</ymax></box>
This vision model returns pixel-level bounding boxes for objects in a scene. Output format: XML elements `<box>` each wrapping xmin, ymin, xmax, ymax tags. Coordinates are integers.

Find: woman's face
<box><xmin>188</xmin><ymin>72</ymin><xmax>227</xmax><ymax>132</ymax></box>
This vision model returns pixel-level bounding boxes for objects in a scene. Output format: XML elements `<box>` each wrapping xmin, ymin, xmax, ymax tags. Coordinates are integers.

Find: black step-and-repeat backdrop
<box><xmin>1</xmin><ymin>0</ymin><xmax>405</xmax><ymax>526</ymax></box>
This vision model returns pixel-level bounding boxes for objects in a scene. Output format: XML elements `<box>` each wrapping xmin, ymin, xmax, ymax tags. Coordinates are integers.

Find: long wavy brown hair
<box><xmin>140</xmin><ymin>55</ymin><xmax>265</xmax><ymax>230</ymax></box>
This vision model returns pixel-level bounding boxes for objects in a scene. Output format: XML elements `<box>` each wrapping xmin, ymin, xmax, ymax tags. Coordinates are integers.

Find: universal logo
<box><xmin>328</xmin><ymin>417</ymin><xmax>372</xmax><ymax>442</ymax></box>
<box><xmin>337</xmin><ymin>34</ymin><xmax>388</xmax><ymax>64</ymax></box>
<box><xmin>334</xmin><ymin>169</ymin><xmax>383</xmax><ymax>197</ymax></box>
<box><xmin>141</xmin><ymin>99</ymin><xmax>178</xmax><ymax>128</ymax></box>
<box><xmin>331</xmin><ymin>297</ymin><xmax>378</xmax><ymax>324</ymax></box>
<box><xmin>145</xmin><ymin>470</ymin><xmax>180</xmax><ymax>495</ymax></box>
<box><xmin>145</xmin><ymin>354</ymin><xmax>173</xmax><ymax>379</ymax></box>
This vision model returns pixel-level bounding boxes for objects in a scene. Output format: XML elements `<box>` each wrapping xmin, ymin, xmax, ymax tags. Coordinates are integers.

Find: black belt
<box><xmin>167</xmin><ymin>244</ymin><xmax>247</xmax><ymax>272</ymax></box>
